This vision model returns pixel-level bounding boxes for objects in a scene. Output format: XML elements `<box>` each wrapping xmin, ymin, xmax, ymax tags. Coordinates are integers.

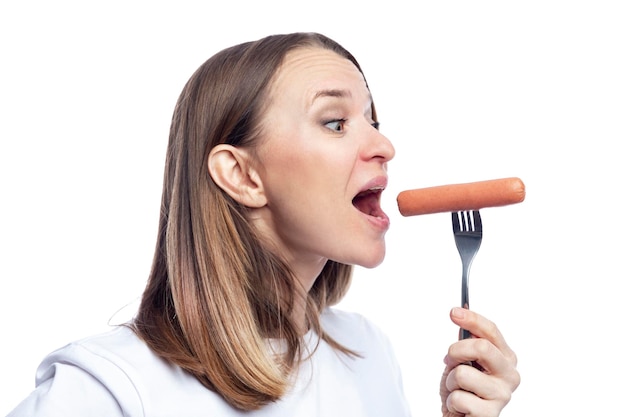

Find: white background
<box><xmin>1</xmin><ymin>1</ymin><xmax>624</xmax><ymax>415</ymax></box>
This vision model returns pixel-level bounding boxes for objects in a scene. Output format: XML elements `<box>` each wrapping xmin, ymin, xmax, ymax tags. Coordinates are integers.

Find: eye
<box><xmin>324</xmin><ymin>119</ymin><xmax>346</xmax><ymax>132</ymax></box>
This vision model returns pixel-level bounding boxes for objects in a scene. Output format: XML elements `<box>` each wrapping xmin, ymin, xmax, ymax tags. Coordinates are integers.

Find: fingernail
<box><xmin>452</xmin><ymin>307</ymin><xmax>466</xmax><ymax>319</ymax></box>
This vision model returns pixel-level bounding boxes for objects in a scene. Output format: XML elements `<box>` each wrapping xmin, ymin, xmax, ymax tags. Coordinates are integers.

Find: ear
<box><xmin>208</xmin><ymin>144</ymin><xmax>266</xmax><ymax>208</ymax></box>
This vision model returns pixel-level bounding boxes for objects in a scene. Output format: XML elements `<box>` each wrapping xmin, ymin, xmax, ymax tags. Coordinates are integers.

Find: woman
<box><xmin>7</xmin><ymin>32</ymin><xmax>519</xmax><ymax>416</ymax></box>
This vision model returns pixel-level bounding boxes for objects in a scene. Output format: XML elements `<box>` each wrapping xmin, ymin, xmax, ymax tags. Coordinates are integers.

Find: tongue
<box><xmin>353</xmin><ymin>192</ymin><xmax>379</xmax><ymax>216</ymax></box>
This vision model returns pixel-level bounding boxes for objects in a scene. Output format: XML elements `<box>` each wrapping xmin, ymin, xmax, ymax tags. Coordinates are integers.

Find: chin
<box><xmin>355</xmin><ymin>248</ymin><xmax>387</xmax><ymax>269</ymax></box>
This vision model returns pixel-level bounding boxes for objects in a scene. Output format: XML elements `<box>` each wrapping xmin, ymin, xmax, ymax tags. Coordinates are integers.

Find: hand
<box><xmin>440</xmin><ymin>308</ymin><xmax>520</xmax><ymax>417</ymax></box>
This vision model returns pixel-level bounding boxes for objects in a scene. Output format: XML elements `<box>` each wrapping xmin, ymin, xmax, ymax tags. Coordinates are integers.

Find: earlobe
<box><xmin>208</xmin><ymin>144</ymin><xmax>266</xmax><ymax>208</ymax></box>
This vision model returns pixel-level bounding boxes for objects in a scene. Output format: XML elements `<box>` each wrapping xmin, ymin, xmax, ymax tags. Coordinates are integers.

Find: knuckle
<box><xmin>453</xmin><ymin>363</ymin><xmax>471</xmax><ymax>387</ymax></box>
<box><xmin>483</xmin><ymin>318</ymin><xmax>499</xmax><ymax>338</ymax></box>
<box><xmin>486</xmin><ymin>401</ymin><xmax>506</xmax><ymax>417</ymax></box>
<box><xmin>474</xmin><ymin>338</ymin><xmax>494</xmax><ymax>358</ymax></box>
<box><xmin>496</xmin><ymin>382</ymin><xmax>513</xmax><ymax>403</ymax></box>
<box><xmin>510</xmin><ymin>367</ymin><xmax>522</xmax><ymax>390</ymax></box>
<box><xmin>446</xmin><ymin>389</ymin><xmax>465</xmax><ymax>411</ymax></box>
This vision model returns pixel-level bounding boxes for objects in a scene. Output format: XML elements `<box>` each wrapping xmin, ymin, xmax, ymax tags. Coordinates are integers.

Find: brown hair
<box><xmin>132</xmin><ymin>32</ymin><xmax>377</xmax><ymax>411</ymax></box>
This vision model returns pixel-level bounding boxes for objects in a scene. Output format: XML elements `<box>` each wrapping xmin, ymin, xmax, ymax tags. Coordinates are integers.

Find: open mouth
<box><xmin>352</xmin><ymin>187</ymin><xmax>385</xmax><ymax>218</ymax></box>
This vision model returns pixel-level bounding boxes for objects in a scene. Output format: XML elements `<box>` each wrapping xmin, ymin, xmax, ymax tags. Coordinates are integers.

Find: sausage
<box><xmin>397</xmin><ymin>177</ymin><xmax>526</xmax><ymax>216</ymax></box>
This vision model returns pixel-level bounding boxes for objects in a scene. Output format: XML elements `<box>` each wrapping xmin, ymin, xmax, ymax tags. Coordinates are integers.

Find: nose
<box><xmin>364</xmin><ymin>123</ymin><xmax>396</xmax><ymax>163</ymax></box>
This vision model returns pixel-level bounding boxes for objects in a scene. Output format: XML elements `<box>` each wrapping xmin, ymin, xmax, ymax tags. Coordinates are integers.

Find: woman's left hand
<box><xmin>440</xmin><ymin>307</ymin><xmax>520</xmax><ymax>417</ymax></box>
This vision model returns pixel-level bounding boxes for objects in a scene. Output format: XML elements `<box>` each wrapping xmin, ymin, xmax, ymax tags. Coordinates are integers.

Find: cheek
<box><xmin>257</xmin><ymin>131</ymin><xmax>358</xmax><ymax>208</ymax></box>
<box><xmin>259</xmin><ymin>150</ymin><xmax>313</xmax><ymax>207</ymax></box>
<box><xmin>262</xmin><ymin>155</ymin><xmax>349</xmax><ymax>233</ymax></box>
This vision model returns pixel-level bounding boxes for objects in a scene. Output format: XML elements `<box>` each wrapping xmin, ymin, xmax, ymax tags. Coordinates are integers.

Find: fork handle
<box><xmin>460</xmin><ymin>319</ymin><xmax>472</xmax><ymax>339</ymax></box>
<box><xmin>459</xmin><ymin>304</ymin><xmax>480</xmax><ymax>369</ymax></box>
<box><xmin>460</xmin><ymin>325</ymin><xmax>472</xmax><ymax>340</ymax></box>
<box><xmin>460</xmin><ymin>272</ymin><xmax>471</xmax><ymax>340</ymax></box>
<box><xmin>459</xmin><ymin>277</ymin><xmax>481</xmax><ymax>369</ymax></box>
<box><xmin>460</xmin><ymin>320</ymin><xmax>471</xmax><ymax>339</ymax></box>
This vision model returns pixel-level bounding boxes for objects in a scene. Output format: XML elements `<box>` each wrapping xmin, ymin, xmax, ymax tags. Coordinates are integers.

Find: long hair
<box><xmin>132</xmin><ymin>32</ymin><xmax>377</xmax><ymax>411</ymax></box>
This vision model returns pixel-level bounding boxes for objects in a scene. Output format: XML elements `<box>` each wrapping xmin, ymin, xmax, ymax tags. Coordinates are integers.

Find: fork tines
<box><xmin>452</xmin><ymin>210</ymin><xmax>483</xmax><ymax>235</ymax></box>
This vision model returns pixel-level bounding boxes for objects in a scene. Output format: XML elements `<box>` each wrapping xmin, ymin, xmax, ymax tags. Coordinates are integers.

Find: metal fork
<box><xmin>451</xmin><ymin>210</ymin><xmax>483</xmax><ymax>340</ymax></box>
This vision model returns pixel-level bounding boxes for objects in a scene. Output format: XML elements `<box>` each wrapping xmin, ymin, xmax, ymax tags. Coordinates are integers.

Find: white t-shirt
<box><xmin>8</xmin><ymin>308</ymin><xmax>412</xmax><ymax>417</ymax></box>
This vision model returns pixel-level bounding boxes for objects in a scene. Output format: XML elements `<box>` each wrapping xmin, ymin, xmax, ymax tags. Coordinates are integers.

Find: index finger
<box><xmin>450</xmin><ymin>307</ymin><xmax>517</xmax><ymax>364</ymax></box>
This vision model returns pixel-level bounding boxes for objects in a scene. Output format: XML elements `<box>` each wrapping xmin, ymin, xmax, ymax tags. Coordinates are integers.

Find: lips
<box><xmin>351</xmin><ymin>176</ymin><xmax>390</xmax><ymax>231</ymax></box>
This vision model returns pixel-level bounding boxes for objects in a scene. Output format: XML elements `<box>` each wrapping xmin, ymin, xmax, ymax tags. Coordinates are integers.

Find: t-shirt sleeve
<box><xmin>6</xmin><ymin>361</ymin><xmax>124</xmax><ymax>417</ymax></box>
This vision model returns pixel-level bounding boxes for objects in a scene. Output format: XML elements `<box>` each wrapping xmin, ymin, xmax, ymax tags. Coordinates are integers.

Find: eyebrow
<box><xmin>312</xmin><ymin>88</ymin><xmax>351</xmax><ymax>102</ymax></box>
<box><xmin>311</xmin><ymin>88</ymin><xmax>373</xmax><ymax>106</ymax></box>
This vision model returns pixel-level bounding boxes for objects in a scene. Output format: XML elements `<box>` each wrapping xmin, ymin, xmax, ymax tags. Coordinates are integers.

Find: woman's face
<box><xmin>252</xmin><ymin>47</ymin><xmax>395</xmax><ymax>280</ymax></box>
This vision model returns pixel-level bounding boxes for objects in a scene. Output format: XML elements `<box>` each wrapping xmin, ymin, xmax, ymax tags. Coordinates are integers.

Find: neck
<box><xmin>292</xmin><ymin>293</ymin><xmax>309</xmax><ymax>335</ymax></box>
<box><xmin>290</xmin><ymin>259</ymin><xmax>328</xmax><ymax>335</ymax></box>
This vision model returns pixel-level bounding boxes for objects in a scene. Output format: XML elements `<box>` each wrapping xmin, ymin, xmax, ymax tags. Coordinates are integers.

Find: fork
<box><xmin>451</xmin><ymin>210</ymin><xmax>483</xmax><ymax>340</ymax></box>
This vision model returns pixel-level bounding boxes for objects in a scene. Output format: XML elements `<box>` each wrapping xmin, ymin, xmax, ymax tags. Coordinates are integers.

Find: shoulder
<box><xmin>320</xmin><ymin>308</ymin><xmax>395</xmax><ymax>355</ymax></box>
<box><xmin>34</xmin><ymin>326</ymin><xmax>154</xmax><ymax>415</ymax></box>
<box><xmin>8</xmin><ymin>326</ymin><xmax>148</xmax><ymax>417</ymax></box>
<box><xmin>313</xmin><ymin>308</ymin><xmax>412</xmax><ymax>415</ymax></box>
<box><xmin>320</xmin><ymin>307</ymin><xmax>378</xmax><ymax>332</ymax></box>
<box><xmin>44</xmin><ymin>325</ymin><xmax>157</xmax><ymax>368</ymax></box>
<box><xmin>34</xmin><ymin>326</ymin><xmax>233</xmax><ymax>416</ymax></box>
<box><xmin>321</xmin><ymin>308</ymin><xmax>387</xmax><ymax>337</ymax></box>
<box><xmin>38</xmin><ymin>325</ymin><xmax>159</xmax><ymax>384</ymax></box>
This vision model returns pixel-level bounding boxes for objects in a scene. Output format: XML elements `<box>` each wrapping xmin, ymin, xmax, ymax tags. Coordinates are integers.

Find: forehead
<box><xmin>269</xmin><ymin>47</ymin><xmax>370</xmax><ymax>103</ymax></box>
